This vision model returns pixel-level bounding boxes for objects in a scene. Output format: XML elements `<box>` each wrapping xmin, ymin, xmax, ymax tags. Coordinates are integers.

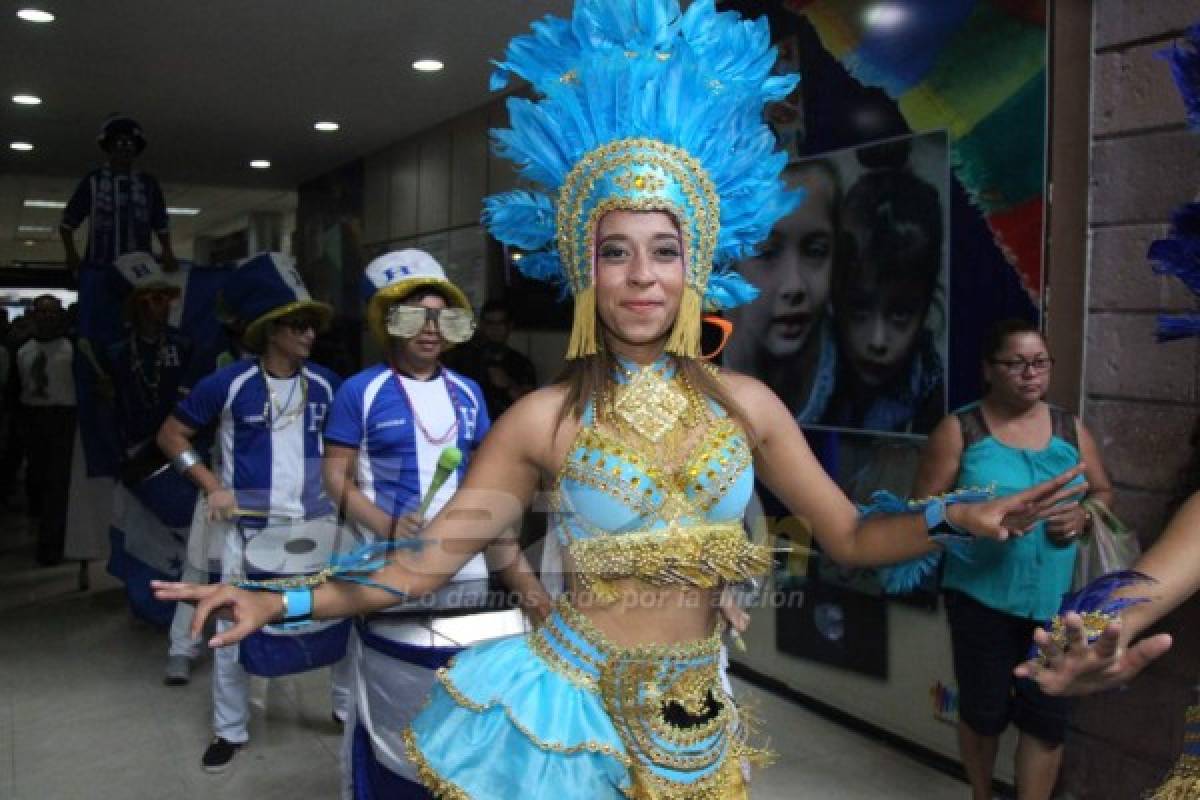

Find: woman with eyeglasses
<box><xmin>913</xmin><ymin>317</ymin><xmax>1113</xmax><ymax>800</ymax></box>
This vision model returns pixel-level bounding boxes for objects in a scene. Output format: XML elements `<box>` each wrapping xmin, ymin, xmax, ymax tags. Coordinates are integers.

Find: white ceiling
<box><xmin>0</xmin><ymin>0</ymin><xmax>572</xmax><ymax>268</ymax></box>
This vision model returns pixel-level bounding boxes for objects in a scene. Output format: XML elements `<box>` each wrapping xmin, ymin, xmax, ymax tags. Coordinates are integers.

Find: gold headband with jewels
<box><xmin>557</xmin><ymin>138</ymin><xmax>719</xmax><ymax>359</ymax></box>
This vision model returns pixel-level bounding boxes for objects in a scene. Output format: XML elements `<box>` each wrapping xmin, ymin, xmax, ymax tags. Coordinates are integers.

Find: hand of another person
<box><xmin>1044</xmin><ymin>502</ymin><xmax>1088</xmax><ymax>545</ymax></box>
<box><xmin>390</xmin><ymin>511</ymin><xmax>425</xmax><ymax>538</ymax></box>
<box><xmin>1012</xmin><ymin>613</ymin><xmax>1173</xmax><ymax>696</ymax></box>
<box><xmin>206</xmin><ymin>487</ymin><xmax>237</xmax><ymax>521</ymax></box>
<box><xmin>151</xmin><ymin>581</ymin><xmax>281</xmax><ymax>648</ymax></box>
<box><xmin>947</xmin><ymin>466</ymin><xmax>1087</xmax><ymax>541</ymax></box>
<box><xmin>719</xmin><ymin>589</ymin><xmax>750</xmax><ymax>652</ymax></box>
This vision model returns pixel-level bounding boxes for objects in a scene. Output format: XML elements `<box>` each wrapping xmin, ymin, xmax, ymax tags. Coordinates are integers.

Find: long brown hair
<box><xmin>554</xmin><ymin>352</ymin><xmax>756</xmax><ymax>445</ymax></box>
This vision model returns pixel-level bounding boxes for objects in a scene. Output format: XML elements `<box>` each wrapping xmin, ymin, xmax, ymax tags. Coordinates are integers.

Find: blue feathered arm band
<box><xmin>236</xmin><ymin>539</ymin><xmax>422</xmax><ymax>598</ymax></box>
<box><xmin>1028</xmin><ymin>570</ymin><xmax>1155</xmax><ymax>663</ymax></box>
<box><xmin>860</xmin><ymin>488</ymin><xmax>993</xmax><ymax>595</ymax></box>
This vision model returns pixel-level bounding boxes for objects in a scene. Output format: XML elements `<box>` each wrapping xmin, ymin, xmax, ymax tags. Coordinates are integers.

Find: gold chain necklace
<box><xmin>259</xmin><ymin>363</ymin><xmax>308</xmax><ymax>430</ymax></box>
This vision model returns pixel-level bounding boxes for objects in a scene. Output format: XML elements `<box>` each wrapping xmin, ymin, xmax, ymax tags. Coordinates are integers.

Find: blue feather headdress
<box><xmin>1150</xmin><ymin>25</ymin><xmax>1200</xmax><ymax>342</ymax></box>
<box><xmin>483</xmin><ymin>0</ymin><xmax>801</xmax><ymax>359</ymax></box>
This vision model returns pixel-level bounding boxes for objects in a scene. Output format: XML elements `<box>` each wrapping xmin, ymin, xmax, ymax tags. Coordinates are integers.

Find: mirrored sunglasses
<box><xmin>386</xmin><ymin>305</ymin><xmax>476</xmax><ymax>343</ymax></box>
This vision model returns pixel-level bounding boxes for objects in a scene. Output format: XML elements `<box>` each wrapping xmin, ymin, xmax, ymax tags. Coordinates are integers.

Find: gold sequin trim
<box><xmin>527</xmin><ymin>622</ymin><xmax>602</xmax><ymax>691</ymax></box>
<box><xmin>557</xmin><ymin>138</ymin><xmax>719</xmax><ymax>296</ymax></box>
<box><xmin>567</xmin><ymin>522</ymin><xmax>771</xmax><ymax>601</ymax></box>
<box><xmin>403</xmin><ymin>727</ymin><xmax>472</xmax><ymax>800</ymax></box>
<box><xmin>1147</xmin><ymin>753</ymin><xmax>1200</xmax><ymax>800</ymax></box>
<box><xmin>433</xmin><ymin>649</ymin><xmax>633</xmax><ymax>766</ymax></box>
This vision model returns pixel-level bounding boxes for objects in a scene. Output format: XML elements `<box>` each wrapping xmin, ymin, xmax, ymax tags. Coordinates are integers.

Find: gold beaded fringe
<box><xmin>1147</xmin><ymin>705</ymin><xmax>1200</xmax><ymax>799</ymax></box>
<box><xmin>665</xmin><ymin>285</ymin><xmax>701</xmax><ymax>358</ymax></box>
<box><xmin>567</xmin><ymin>285</ymin><xmax>598</xmax><ymax>359</ymax></box>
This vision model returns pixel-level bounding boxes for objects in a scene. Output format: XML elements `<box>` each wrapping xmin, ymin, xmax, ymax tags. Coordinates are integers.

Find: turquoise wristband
<box><xmin>282</xmin><ymin>588</ymin><xmax>313</xmax><ymax>623</ymax></box>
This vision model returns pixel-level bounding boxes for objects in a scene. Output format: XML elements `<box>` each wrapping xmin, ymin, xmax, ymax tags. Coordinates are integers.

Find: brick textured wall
<box><xmin>1066</xmin><ymin>2</ymin><xmax>1200</xmax><ymax>797</ymax></box>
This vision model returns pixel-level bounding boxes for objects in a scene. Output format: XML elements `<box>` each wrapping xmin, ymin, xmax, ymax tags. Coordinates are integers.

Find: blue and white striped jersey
<box><xmin>324</xmin><ymin>364</ymin><xmax>490</xmax><ymax>523</ymax></box>
<box><xmin>60</xmin><ymin>167</ymin><xmax>169</xmax><ymax>265</ymax></box>
<box><xmin>173</xmin><ymin>359</ymin><xmax>340</xmax><ymax>523</ymax></box>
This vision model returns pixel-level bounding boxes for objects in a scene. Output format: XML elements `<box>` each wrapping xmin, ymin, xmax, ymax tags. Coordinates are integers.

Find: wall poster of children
<box><xmin>725</xmin><ymin>2</ymin><xmax>1050</xmax><ymax>678</ymax></box>
<box><xmin>727</xmin><ymin>130</ymin><xmax>950</xmax><ymax>439</ymax></box>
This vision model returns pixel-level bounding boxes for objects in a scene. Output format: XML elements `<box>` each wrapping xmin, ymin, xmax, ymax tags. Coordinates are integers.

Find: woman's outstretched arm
<box><xmin>154</xmin><ymin>387</ymin><xmax>566</xmax><ymax>646</ymax></box>
<box><xmin>1015</xmin><ymin>491</ymin><xmax>1200</xmax><ymax>695</ymax></box>
<box><xmin>731</xmin><ymin>374</ymin><xmax>1085</xmax><ymax>567</ymax></box>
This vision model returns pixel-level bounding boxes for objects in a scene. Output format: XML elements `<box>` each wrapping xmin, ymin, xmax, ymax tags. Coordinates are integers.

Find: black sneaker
<box><xmin>201</xmin><ymin>737</ymin><xmax>242</xmax><ymax>773</ymax></box>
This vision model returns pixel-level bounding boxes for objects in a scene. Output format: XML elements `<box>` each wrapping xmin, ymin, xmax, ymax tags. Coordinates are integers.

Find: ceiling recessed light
<box><xmin>862</xmin><ymin>3</ymin><xmax>909</xmax><ymax>30</ymax></box>
<box><xmin>12</xmin><ymin>94</ymin><xmax>42</xmax><ymax>106</ymax></box>
<box><xmin>23</xmin><ymin>240</ymin><xmax>37</xmax><ymax>247</ymax></box>
<box><xmin>314</xmin><ymin>121</ymin><xmax>340</xmax><ymax>132</ymax></box>
<box><xmin>249</xmin><ymin>159</ymin><xmax>271</xmax><ymax>169</ymax></box>
<box><xmin>167</xmin><ymin>207</ymin><xmax>201</xmax><ymax>216</ymax></box>
<box><xmin>412</xmin><ymin>59</ymin><xmax>444</xmax><ymax>73</ymax></box>
<box><xmin>17</xmin><ymin>225</ymin><xmax>52</xmax><ymax>233</ymax></box>
<box><xmin>24</xmin><ymin>199</ymin><xmax>64</xmax><ymax>209</ymax></box>
<box><xmin>16</xmin><ymin>8</ymin><xmax>55</xmax><ymax>23</ymax></box>
<box><xmin>10</xmin><ymin>142</ymin><xmax>34</xmax><ymax>151</ymax></box>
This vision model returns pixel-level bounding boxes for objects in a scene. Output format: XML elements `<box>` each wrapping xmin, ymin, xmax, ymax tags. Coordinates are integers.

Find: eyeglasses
<box><xmin>701</xmin><ymin>314</ymin><xmax>732</xmax><ymax>361</ymax></box>
<box><xmin>386</xmin><ymin>305</ymin><xmax>476</xmax><ymax>343</ymax></box>
<box><xmin>989</xmin><ymin>356</ymin><xmax>1054</xmax><ymax>375</ymax></box>
<box><xmin>137</xmin><ymin>289</ymin><xmax>178</xmax><ymax>304</ymax></box>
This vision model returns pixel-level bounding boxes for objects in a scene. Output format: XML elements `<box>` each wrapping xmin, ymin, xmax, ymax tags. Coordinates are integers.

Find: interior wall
<box><xmin>357</xmin><ymin>90</ymin><xmax>567</xmax><ymax>380</ymax></box>
<box><xmin>1061</xmin><ymin>2</ymin><xmax>1200</xmax><ymax>796</ymax></box>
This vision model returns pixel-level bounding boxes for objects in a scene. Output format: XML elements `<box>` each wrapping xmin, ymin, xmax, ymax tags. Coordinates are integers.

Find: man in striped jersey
<box><xmin>157</xmin><ymin>252</ymin><xmax>348</xmax><ymax>772</ymax></box>
<box><xmin>60</xmin><ymin>115</ymin><xmax>178</xmax><ymax>278</ymax></box>
<box><xmin>323</xmin><ymin>250</ymin><xmax>550</xmax><ymax>798</ymax></box>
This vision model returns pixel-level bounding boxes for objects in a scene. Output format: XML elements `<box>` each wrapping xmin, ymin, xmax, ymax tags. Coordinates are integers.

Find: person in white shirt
<box><xmin>322</xmin><ymin>250</ymin><xmax>551</xmax><ymax>797</ymax></box>
<box><xmin>15</xmin><ymin>295</ymin><xmax>76</xmax><ymax>566</ymax></box>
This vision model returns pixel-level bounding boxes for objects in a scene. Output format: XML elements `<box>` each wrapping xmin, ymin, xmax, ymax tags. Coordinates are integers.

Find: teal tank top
<box><xmin>941</xmin><ymin>402</ymin><xmax>1082</xmax><ymax>621</ymax></box>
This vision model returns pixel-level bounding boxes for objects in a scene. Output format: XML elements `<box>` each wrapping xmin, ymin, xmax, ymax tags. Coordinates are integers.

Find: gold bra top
<box><xmin>552</xmin><ymin>359</ymin><xmax>771</xmax><ymax>603</ymax></box>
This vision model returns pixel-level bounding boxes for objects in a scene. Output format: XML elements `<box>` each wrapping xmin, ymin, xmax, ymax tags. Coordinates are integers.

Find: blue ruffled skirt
<box><xmin>404</xmin><ymin>602</ymin><xmax>757</xmax><ymax>799</ymax></box>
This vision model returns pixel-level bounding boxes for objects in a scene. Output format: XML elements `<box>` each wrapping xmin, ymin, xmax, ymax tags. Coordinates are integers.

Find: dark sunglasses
<box><xmin>278</xmin><ymin>315</ymin><xmax>321</xmax><ymax>333</ymax></box>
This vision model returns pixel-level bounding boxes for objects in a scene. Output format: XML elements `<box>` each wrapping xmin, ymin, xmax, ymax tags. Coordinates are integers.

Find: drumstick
<box><xmin>416</xmin><ymin>446</ymin><xmax>463</xmax><ymax>520</ymax></box>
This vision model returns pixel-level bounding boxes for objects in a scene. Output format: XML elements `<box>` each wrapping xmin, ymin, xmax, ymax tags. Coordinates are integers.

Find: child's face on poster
<box><xmin>838</xmin><ymin>270</ymin><xmax>927</xmax><ymax>389</ymax></box>
<box><xmin>735</xmin><ymin>166</ymin><xmax>836</xmax><ymax>359</ymax></box>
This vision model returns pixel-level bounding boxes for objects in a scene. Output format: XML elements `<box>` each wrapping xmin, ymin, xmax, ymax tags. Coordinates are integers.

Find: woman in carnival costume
<box><xmin>156</xmin><ymin>1</ymin><xmax>1084</xmax><ymax>796</ymax></box>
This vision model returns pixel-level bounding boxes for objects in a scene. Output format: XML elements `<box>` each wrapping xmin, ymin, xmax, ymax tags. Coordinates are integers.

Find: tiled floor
<box><xmin>0</xmin><ymin>510</ymin><xmax>969</xmax><ymax>799</ymax></box>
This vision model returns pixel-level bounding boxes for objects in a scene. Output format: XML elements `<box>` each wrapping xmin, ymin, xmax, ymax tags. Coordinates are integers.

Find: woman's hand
<box><xmin>947</xmin><ymin>466</ymin><xmax>1087</xmax><ymax>540</ymax></box>
<box><xmin>152</xmin><ymin>581</ymin><xmax>282</xmax><ymax>647</ymax></box>
<box><xmin>205</xmin><ymin>488</ymin><xmax>237</xmax><ymax>522</ymax></box>
<box><xmin>719</xmin><ymin>589</ymin><xmax>750</xmax><ymax>652</ymax></box>
<box><xmin>1044</xmin><ymin>502</ymin><xmax>1088</xmax><ymax>545</ymax></box>
<box><xmin>390</xmin><ymin>511</ymin><xmax>425</xmax><ymax>538</ymax></box>
<box><xmin>1012</xmin><ymin>613</ymin><xmax>1173</xmax><ymax>696</ymax></box>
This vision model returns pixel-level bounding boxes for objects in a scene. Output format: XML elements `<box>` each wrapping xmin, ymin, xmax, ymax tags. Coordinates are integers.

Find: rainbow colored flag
<box><xmin>785</xmin><ymin>0</ymin><xmax>1047</xmax><ymax>300</ymax></box>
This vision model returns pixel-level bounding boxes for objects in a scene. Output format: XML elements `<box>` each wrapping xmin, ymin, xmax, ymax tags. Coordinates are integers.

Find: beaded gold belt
<box><xmin>566</xmin><ymin>521</ymin><xmax>771</xmax><ymax>603</ymax></box>
<box><xmin>529</xmin><ymin>600</ymin><xmax>764</xmax><ymax>799</ymax></box>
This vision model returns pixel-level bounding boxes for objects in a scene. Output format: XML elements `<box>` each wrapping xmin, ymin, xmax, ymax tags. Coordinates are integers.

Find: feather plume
<box><xmin>481</xmin><ymin>0</ymin><xmax>799</xmax><ymax>310</ymax></box>
<box><xmin>1157</xmin><ymin>23</ymin><xmax>1200</xmax><ymax>130</ymax></box>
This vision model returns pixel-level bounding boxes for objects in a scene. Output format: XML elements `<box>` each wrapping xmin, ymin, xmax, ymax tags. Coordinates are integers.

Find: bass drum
<box><xmin>242</xmin><ymin>516</ymin><xmax>342</xmax><ymax>576</ymax></box>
